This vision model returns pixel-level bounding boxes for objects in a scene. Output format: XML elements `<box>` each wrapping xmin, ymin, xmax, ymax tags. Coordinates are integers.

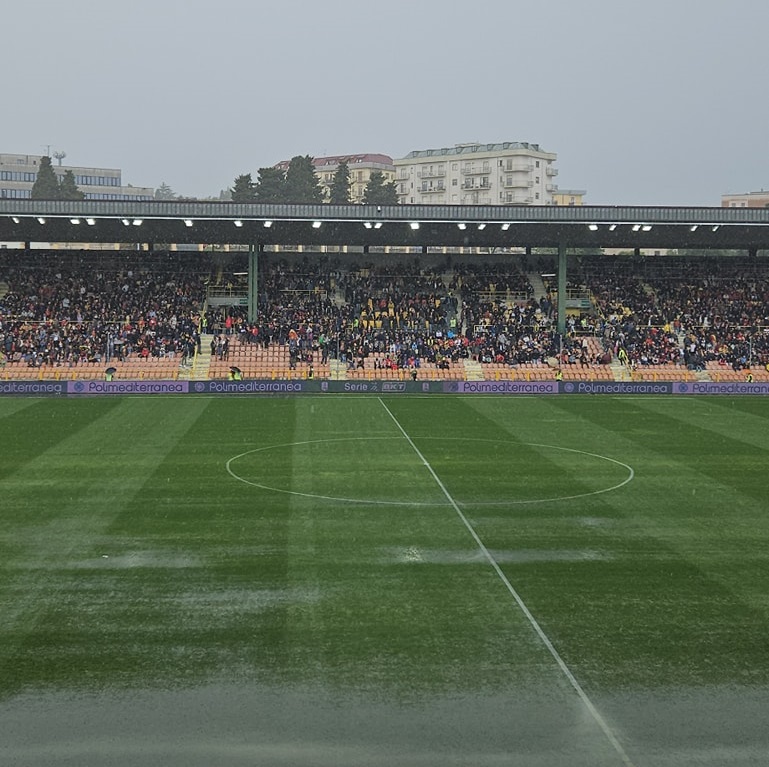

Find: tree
<box><xmin>328</xmin><ymin>160</ymin><xmax>351</xmax><ymax>204</ymax></box>
<box><xmin>58</xmin><ymin>170</ymin><xmax>85</xmax><ymax>200</ymax></box>
<box><xmin>155</xmin><ymin>182</ymin><xmax>177</xmax><ymax>200</ymax></box>
<box><xmin>283</xmin><ymin>155</ymin><xmax>323</xmax><ymax>203</ymax></box>
<box><xmin>362</xmin><ymin>171</ymin><xmax>399</xmax><ymax>205</ymax></box>
<box><xmin>230</xmin><ymin>173</ymin><xmax>257</xmax><ymax>202</ymax></box>
<box><xmin>30</xmin><ymin>156</ymin><xmax>60</xmax><ymax>199</ymax></box>
<box><xmin>254</xmin><ymin>167</ymin><xmax>286</xmax><ymax>203</ymax></box>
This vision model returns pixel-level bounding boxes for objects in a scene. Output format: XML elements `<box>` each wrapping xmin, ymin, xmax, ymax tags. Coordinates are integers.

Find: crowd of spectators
<box><xmin>2</xmin><ymin>250</ymin><xmax>769</xmax><ymax>377</ymax></box>
<box><xmin>0</xmin><ymin>251</ymin><xmax>206</xmax><ymax>369</ymax></box>
<box><xmin>579</xmin><ymin>255</ymin><xmax>769</xmax><ymax>371</ymax></box>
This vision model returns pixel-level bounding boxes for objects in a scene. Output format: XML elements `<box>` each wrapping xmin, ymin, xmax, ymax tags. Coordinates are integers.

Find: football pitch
<box><xmin>1</xmin><ymin>394</ymin><xmax>768</xmax><ymax>766</ymax></box>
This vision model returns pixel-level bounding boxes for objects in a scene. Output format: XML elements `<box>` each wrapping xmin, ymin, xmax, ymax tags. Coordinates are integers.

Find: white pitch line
<box><xmin>378</xmin><ymin>397</ymin><xmax>637</xmax><ymax>767</ymax></box>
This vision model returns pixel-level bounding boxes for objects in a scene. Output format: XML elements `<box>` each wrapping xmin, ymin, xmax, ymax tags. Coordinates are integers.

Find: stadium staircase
<box><xmin>329</xmin><ymin>358</ymin><xmax>347</xmax><ymax>380</ymax></box>
<box><xmin>463</xmin><ymin>359</ymin><xmax>485</xmax><ymax>380</ymax></box>
<box><xmin>527</xmin><ymin>272</ymin><xmax>548</xmax><ymax>301</ymax></box>
<box><xmin>181</xmin><ymin>334</ymin><xmax>213</xmax><ymax>380</ymax></box>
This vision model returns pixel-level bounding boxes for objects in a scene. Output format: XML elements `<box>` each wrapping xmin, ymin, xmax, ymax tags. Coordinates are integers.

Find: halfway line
<box><xmin>377</xmin><ymin>397</ymin><xmax>636</xmax><ymax>767</ymax></box>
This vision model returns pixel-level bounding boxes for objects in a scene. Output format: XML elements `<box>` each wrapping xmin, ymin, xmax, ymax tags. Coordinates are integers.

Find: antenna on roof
<box><xmin>53</xmin><ymin>151</ymin><xmax>67</xmax><ymax>166</ymax></box>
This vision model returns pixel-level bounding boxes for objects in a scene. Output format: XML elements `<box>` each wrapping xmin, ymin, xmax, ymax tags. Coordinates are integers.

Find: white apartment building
<box><xmin>394</xmin><ymin>141</ymin><xmax>558</xmax><ymax>206</ymax></box>
<box><xmin>0</xmin><ymin>153</ymin><xmax>154</xmax><ymax>201</ymax></box>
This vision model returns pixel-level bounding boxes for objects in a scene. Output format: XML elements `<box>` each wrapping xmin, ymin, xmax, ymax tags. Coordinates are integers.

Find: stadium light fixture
<box><xmin>363</xmin><ymin>222</ymin><xmax>373</xmax><ymax>229</ymax></box>
<box><xmin>632</xmin><ymin>224</ymin><xmax>642</xmax><ymax>232</ymax></box>
<box><xmin>121</xmin><ymin>219</ymin><xmax>130</xmax><ymax>226</ymax></box>
<box><xmin>234</xmin><ymin>220</ymin><xmax>243</xmax><ymax>227</ymax></box>
<box><xmin>70</xmin><ymin>218</ymin><xmax>81</xmax><ymax>224</ymax></box>
<box><xmin>711</xmin><ymin>225</ymin><xmax>720</xmax><ymax>232</ymax></box>
<box><xmin>11</xmin><ymin>216</ymin><xmax>20</xmax><ymax>224</ymax></box>
<box><xmin>37</xmin><ymin>217</ymin><xmax>46</xmax><ymax>224</ymax></box>
<box><xmin>263</xmin><ymin>220</ymin><xmax>273</xmax><ymax>228</ymax></box>
<box><xmin>642</xmin><ymin>225</ymin><xmax>652</xmax><ymax>232</ymax></box>
<box><xmin>373</xmin><ymin>222</ymin><xmax>383</xmax><ymax>229</ymax></box>
<box><xmin>86</xmin><ymin>218</ymin><xmax>95</xmax><ymax>226</ymax></box>
<box><xmin>409</xmin><ymin>222</ymin><xmax>420</xmax><ymax>230</ymax></box>
<box><xmin>312</xmin><ymin>221</ymin><xmax>322</xmax><ymax>228</ymax></box>
<box><xmin>184</xmin><ymin>219</ymin><xmax>193</xmax><ymax>227</ymax></box>
<box><xmin>609</xmin><ymin>224</ymin><xmax>617</xmax><ymax>231</ymax></box>
<box><xmin>501</xmin><ymin>223</ymin><xmax>511</xmax><ymax>230</ymax></box>
<box><xmin>588</xmin><ymin>224</ymin><xmax>599</xmax><ymax>231</ymax></box>
<box><xmin>477</xmin><ymin>223</ymin><xmax>486</xmax><ymax>230</ymax></box>
<box><xmin>457</xmin><ymin>223</ymin><xmax>466</xmax><ymax>230</ymax></box>
<box><xmin>689</xmin><ymin>225</ymin><xmax>698</xmax><ymax>232</ymax></box>
<box><xmin>132</xmin><ymin>219</ymin><xmax>143</xmax><ymax>226</ymax></box>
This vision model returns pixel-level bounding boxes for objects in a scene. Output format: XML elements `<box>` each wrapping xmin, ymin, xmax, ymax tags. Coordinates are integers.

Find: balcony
<box><xmin>546</xmin><ymin>183</ymin><xmax>558</xmax><ymax>192</ymax></box>
<box><xmin>461</xmin><ymin>165</ymin><xmax>492</xmax><ymax>175</ymax></box>
<box><xmin>417</xmin><ymin>168</ymin><xmax>446</xmax><ymax>179</ymax></box>
<box><xmin>546</xmin><ymin>166</ymin><xmax>559</xmax><ymax>177</ymax></box>
<box><xmin>502</xmin><ymin>178</ymin><xmax>533</xmax><ymax>188</ymax></box>
<box><xmin>503</xmin><ymin>162</ymin><xmax>533</xmax><ymax>173</ymax></box>
<box><xmin>420</xmin><ymin>185</ymin><xmax>446</xmax><ymax>194</ymax></box>
<box><xmin>462</xmin><ymin>182</ymin><xmax>491</xmax><ymax>191</ymax></box>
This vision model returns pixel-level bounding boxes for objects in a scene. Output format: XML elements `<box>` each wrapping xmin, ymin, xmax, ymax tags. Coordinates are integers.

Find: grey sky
<box><xmin>5</xmin><ymin>0</ymin><xmax>767</xmax><ymax>205</ymax></box>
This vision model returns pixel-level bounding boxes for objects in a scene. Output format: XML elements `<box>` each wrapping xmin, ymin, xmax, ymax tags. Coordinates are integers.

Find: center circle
<box><xmin>226</xmin><ymin>437</ymin><xmax>634</xmax><ymax>506</ymax></box>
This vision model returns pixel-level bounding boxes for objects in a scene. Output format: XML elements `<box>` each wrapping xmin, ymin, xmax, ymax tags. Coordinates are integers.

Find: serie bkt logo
<box><xmin>381</xmin><ymin>382</ymin><xmax>406</xmax><ymax>392</ymax></box>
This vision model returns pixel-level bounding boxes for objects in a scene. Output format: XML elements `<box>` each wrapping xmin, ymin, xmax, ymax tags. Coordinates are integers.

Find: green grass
<box><xmin>2</xmin><ymin>393</ymin><xmax>769</xmax><ymax>703</ymax></box>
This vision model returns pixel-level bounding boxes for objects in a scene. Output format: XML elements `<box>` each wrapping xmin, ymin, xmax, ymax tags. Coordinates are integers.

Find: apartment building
<box><xmin>0</xmin><ymin>153</ymin><xmax>154</xmax><ymax>201</ymax></box>
<box><xmin>394</xmin><ymin>141</ymin><xmax>558</xmax><ymax>206</ymax></box>
<box><xmin>274</xmin><ymin>153</ymin><xmax>395</xmax><ymax>204</ymax></box>
<box><xmin>552</xmin><ymin>189</ymin><xmax>586</xmax><ymax>206</ymax></box>
<box><xmin>721</xmin><ymin>191</ymin><xmax>769</xmax><ymax>208</ymax></box>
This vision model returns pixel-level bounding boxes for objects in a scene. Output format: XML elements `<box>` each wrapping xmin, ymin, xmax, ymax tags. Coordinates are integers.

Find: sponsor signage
<box><xmin>675</xmin><ymin>381</ymin><xmax>769</xmax><ymax>395</ymax></box>
<box><xmin>445</xmin><ymin>381</ymin><xmax>558</xmax><ymax>394</ymax></box>
<box><xmin>560</xmin><ymin>381</ymin><xmax>673</xmax><ymax>395</ymax></box>
<box><xmin>1</xmin><ymin>378</ymin><xmax>768</xmax><ymax>397</ymax></box>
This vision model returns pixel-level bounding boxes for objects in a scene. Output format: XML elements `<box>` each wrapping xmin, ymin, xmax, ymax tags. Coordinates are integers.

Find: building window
<box><xmin>535</xmin><ymin>161</ymin><xmax>540</xmax><ymax>168</ymax></box>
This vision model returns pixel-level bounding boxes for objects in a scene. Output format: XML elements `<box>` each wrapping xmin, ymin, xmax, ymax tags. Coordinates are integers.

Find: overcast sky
<box><xmin>5</xmin><ymin>0</ymin><xmax>768</xmax><ymax>205</ymax></box>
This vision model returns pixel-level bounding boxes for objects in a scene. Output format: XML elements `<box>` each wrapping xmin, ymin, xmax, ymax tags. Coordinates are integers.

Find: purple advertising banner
<box><xmin>0</xmin><ymin>381</ymin><xmax>67</xmax><ymax>396</ymax></box>
<box><xmin>561</xmin><ymin>381</ymin><xmax>673</xmax><ymax>395</ymax></box>
<box><xmin>67</xmin><ymin>380</ymin><xmax>189</xmax><ymax>395</ymax></box>
<box><xmin>193</xmin><ymin>380</ymin><xmax>305</xmax><ymax>394</ymax></box>
<box><xmin>444</xmin><ymin>381</ymin><xmax>559</xmax><ymax>394</ymax></box>
<box><xmin>674</xmin><ymin>381</ymin><xmax>769</xmax><ymax>395</ymax></box>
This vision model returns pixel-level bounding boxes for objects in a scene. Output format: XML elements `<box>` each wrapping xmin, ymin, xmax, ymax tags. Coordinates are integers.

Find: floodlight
<box><xmin>37</xmin><ymin>217</ymin><xmax>46</xmax><ymax>224</ymax></box>
<box><xmin>632</xmin><ymin>224</ymin><xmax>641</xmax><ymax>232</ymax></box>
<box><xmin>184</xmin><ymin>219</ymin><xmax>193</xmax><ymax>227</ymax></box>
<box><xmin>132</xmin><ymin>219</ymin><xmax>143</xmax><ymax>226</ymax></box>
<box><xmin>70</xmin><ymin>218</ymin><xmax>81</xmax><ymax>224</ymax></box>
<box><xmin>711</xmin><ymin>225</ymin><xmax>720</xmax><ymax>232</ymax></box>
<box><xmin>588</xmin><ymin>224</ymin><xmax>599</xmax><ymax>231</ymax></box>
<box><xmin>234</xmin><ymin>220</ymin><xmax>243</xmax><ymax>227</ymax></box>
<box><xmin>409</xmin><ymin>222</ymin><xmax>420</xmax><ymax>230</ymax></box>
<box><xmin>477</xmin><ymin>223</ymin><xmax>486</xmax><ymax>230</ymax></box>
<box><xmin>689</xmin><ymin>225</ymin><xmax>698</xmax><ymax>232</ymax></box>
<box><xmin>312</xmin><ymin>221</ymin><xmax>322</xmax><ymax>228</ymax></box>
<box><xmin>263</xmin><ymin>220</ymin><xmax>273</xmax><ymax>228</ymax></box>
<box><xmin>609</xmin><ymin>224</ymin><xmax>617</xmax><ymax>231</ymax></box>
<box><xmin>121</xmin><ymin>219</ymin><xmax>130</xmax><ymax>226</ymax></box>
<box><xmin>501</xmin><ymin>223</ymin><xmax>511</xmax><ymax>230</ymax></box>
<box><xmin>373</xmin><ymin>222</ymin><xmax>383</xmax><ymax>229</ymax></box>
<box><xmin>11</xmin><ymin>216</ymin><xmax>20</xmax><ymax>224</ymax></box>
<box><xmin>363</xmin><ymin>222</ymin><xmax>373</xmax><ymax>229</ymax></box>
<box><xmin>86</xmin><ymin>218</ymin><xmax>95</xmax><ymax>225</ymax></box>
<box><xmin>642</xmin><ymin>225</ymin><xmax>652</xmax><ymax>232</ymax></box>
<box><xmin>457</xmin><ymin>223</ymin><xmax>467</xmax><ymax>230</ymax></box>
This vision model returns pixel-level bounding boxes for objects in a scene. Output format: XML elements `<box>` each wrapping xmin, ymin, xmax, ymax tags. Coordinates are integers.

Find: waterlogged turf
<box><xmin>1</xmin><ymin>394</ymin><xmax>769</xmax><ymax>766</ymax></box>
